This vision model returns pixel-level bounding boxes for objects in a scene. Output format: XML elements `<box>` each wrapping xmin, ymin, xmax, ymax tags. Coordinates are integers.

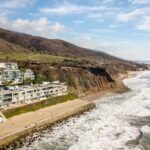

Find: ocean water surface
<box><xmin>17</xmin><ymin>71</ymin><xmax>150</xmax><ymax>150</ymax></box>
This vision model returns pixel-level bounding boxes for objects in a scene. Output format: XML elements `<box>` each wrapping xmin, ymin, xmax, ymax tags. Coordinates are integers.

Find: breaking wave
<box><xmin>18</xmin><ymin>71</ymin><xmax>150</xmax><ymax>150</ymax></box>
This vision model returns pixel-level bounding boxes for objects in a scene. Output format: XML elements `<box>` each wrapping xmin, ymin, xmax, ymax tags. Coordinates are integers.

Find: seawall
<box><xmin>0</xmin><ymin>100</ymin><xmax>95</xmax><ymax>149</ymax></box>
<box><xmin>0</xmin><ymin>72</ymin><xmax>131</xmax><ymax>149</ymax></box>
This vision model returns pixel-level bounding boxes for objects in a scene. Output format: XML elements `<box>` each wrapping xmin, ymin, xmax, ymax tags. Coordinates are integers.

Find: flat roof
<box><xmin>0</xmin><ymin>82</ymin><xmax>67</xmax><ymax>95</ymax></box>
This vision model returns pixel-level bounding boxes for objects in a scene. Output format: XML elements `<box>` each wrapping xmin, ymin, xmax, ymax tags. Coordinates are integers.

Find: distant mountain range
<box><xmin>138</xmin><ymin>61</ymin><xmax>150</xmax><ymax>64</ymax></box>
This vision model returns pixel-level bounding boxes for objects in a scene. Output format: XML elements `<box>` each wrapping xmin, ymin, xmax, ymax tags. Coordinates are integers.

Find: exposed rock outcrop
<box><xmin>139</xmin><ymin>125</ymin><xmax>150</xmax><ymax>150</ymax></box>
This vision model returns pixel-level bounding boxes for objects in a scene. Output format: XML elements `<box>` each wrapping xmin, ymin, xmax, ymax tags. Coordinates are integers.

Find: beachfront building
<box><xmin>0</xmin><ymin>81</ymin><xmax>67</xmax><ymax>108</ymax></box>
<box><xmin>0</xmin><ymin>69</ymin><xmax>23</xmax><ymax>85</ymax></box>
<box><xmin>24</xmin><ymin>69</ymin><xmax>35</xmax><ymax>80</ymax></box>
<box><xmin>0</xmin><ymin>62</ymin><xmax>18</xmax><ymax>70</ymax></box>
<box><xmin>0</xmin><ymin>62</ymin><xmax>35</xmax><ymax>85</ymax></box>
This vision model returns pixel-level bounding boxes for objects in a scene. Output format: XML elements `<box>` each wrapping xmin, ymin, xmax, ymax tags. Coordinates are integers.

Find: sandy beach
<box><xmin>81</xmin><ymin>72</ymin><xmax>132</xmax><ymax>102</ymax></box>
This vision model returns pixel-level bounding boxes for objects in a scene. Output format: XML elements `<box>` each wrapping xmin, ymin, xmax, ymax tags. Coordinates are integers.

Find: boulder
<box><xmin>139</xmin><ymin>125</ymin><xmax>150</xmax><ymax>150</ymax></box>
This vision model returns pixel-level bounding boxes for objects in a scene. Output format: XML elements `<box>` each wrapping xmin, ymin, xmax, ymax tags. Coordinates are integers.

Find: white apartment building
<box><xmin>0</xmin><ymin>62</ymin><xmax>35</xmax><ymax>85</ymax></box>
<box><xmin>0</xmin><ymin>82</ymin><xmax>67</xmax><ymax>108</ymax></box>
<box><xmin>0</xmin><ymin>62</ymin><xmax>18</xmax><ymax>70</ymax></box>
<box><xmin>0</xmin><ymin>69</ymin><xmax>23</xmax><ymax>85</ymax></box>
<box><xmin>24</xmin><ymin>69</ymin><xmax>35</xmax><ymax>80</ymax></box>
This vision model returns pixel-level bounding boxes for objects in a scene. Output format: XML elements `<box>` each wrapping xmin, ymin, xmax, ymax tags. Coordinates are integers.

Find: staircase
<box><xmin>0</xmin><ymin>111</ymin><xmax>6</xmax><ymax>121</ymax></box>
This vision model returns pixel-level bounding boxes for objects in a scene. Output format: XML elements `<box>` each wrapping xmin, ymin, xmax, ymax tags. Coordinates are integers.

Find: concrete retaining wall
<box><xmin>0</xmin><ymin>102</ymin><xmax>95</xmax><ymax>148</ymax></box>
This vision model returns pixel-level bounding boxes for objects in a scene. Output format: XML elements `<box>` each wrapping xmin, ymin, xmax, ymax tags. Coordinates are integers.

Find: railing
<box><xmin>0</xmin><ymin>97</ymin><xmax>12</xmax><ymax>101</ymax></box>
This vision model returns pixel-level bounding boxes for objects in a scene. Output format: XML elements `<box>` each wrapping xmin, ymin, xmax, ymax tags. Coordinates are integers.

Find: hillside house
<box><xmin>24</xmin><ymin>69</ymin><xmax>35</xmax><ymax>80</ymax></box>
<box><xmin>0</xmin><ymin>62</ymin><xmax>35</xmax><ymax>85</ymax></box>
<box><xmin>0</xmin><ymin>62</ymin><xmax>18</xmax><ymax>70</ymax></box>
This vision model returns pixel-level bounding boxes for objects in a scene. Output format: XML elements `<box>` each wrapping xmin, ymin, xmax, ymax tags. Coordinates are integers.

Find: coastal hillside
<box><xmin>0</xmin><ymin>38</ymin><xmax>30</xmax><ymax>54</ymax></box>
<box><xmin>0</xmin><ymin>28</ymin><xmax>147</xmax><ymax>95</ymax></box>
<box><xmin>0</xmin><ymin>28</ymin><xmax>124</xmax><ymax>62</ymax></box>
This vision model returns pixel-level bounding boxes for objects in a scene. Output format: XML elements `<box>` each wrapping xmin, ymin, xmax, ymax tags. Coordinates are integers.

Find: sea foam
<box><xmin>18</xmin><ymin>71</ymin><xmax>150</xmax><ymax>150</ymax></box>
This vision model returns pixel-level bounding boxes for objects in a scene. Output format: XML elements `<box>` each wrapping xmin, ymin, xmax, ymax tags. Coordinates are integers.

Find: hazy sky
<box><xmin>0</xmin><ymin>0</ymin><xmax>150</xmax><ymax>61</ymax></box>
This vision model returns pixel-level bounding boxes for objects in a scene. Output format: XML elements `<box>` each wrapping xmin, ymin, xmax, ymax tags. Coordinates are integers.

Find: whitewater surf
<box><xmin>15</xmin><ymin>71</ymin><xmax>150</xmax><ymax>150</ymax></box>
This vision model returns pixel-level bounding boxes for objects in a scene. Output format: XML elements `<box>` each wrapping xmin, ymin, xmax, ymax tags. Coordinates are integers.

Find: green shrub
<box><xmin>3</xmin><ymin>93</ymin><xmax>78</xmax><ymax>118</ymax></box>
<box><xmin>33</xmin><ymin>74</ymin><xmax>46</xmax><ymax>84</ymax></box>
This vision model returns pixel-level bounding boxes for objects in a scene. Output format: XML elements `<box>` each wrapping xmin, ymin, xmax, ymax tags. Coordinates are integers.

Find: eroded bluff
<box><xmin>18</xmin><ymin>61</ymin><xmax>145</xmax><ymax>96</ymax></box>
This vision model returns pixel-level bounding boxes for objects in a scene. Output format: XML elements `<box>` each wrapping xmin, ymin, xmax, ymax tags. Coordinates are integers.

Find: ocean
<box><xmin>15</xmin><ymin>71</ymin><xmax>150</xmax><ymax>150</ymax></box>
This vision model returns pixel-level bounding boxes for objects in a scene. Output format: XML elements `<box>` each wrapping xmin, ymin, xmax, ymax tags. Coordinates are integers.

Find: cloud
<box><xmin>87</xmin><ymin>13</ymin><xmax>102</xmax><ymax>19</ymax></box>
<box><xmin>92</xmin><ymin>28</ymin><xmax>116</xmax><ymax>33</ymax></box>
<box><xmin>132</xmin><ymin>0</ymin><xmax>150</xmax><ymax>4</ymax></box>
<box><xmin>72</xmin><ymin>20</ymin><xmax>84</xmax><ymax>26</ymax></box>
<box><xmin>0</xmin><ymin>13</ymin><xmax>8</xmax><ymax>27</ymax></box>
<box><xmin>40</xmin><ymin>3</ymin><xmax>106</xmax><ymax>15</ymax></box>
<box><xmin>0</xmin><ymin>15</ymin><xmax>66</xmax><ymax>37</ymax></box>
<box><xmin>117</xmin><ymin>8</ymin><xmax>149</xmax><ymax>22</ymax></box>
<box><xmin>71</xmin><ymin>35</ymin><xmax>150</xmax><ymax>60</ymax></box>
<box><xmin>39</xmin><ymin>2</ymin><xmax>117</xmax><ymax>23</ymax></box>
<box><xmin>137</xmin><ymin>16</ymin><xmax>150</xmax><ymax>30</ymax></box>
<box><xmin>0</xmin><ymin>0</ymin><xmax>33</xmax><ymax>9</ymax></box>
<box><xmin>109</xmin><ymin>24</ymin><xmax>121</xmax><ymax>28</ymax></box>
<box><xmin>69</xmin><ymin>35</ymin><xmax>118</xmax><ymax>51</ymax></box>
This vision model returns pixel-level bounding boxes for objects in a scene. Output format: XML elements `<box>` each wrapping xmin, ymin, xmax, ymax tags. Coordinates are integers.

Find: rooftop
<box><xmin>0</xmin><ymin>81</ymin><xmax>67</xmax><ymax>95</ymax></box>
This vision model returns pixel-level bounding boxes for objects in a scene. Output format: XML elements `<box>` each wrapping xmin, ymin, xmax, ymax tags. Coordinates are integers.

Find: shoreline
<box><xmin>0</xmin><ymin>99</ymin><xmax>95</xmax><ymax>149</ymax></box>
<box><xmin>81</xmin><ymin>71</ymin><xmax>133</xmax><ymax>102</ymax></box>
<box><xmin>0</xmin><ymin>71</ymin><xmax>135</xmax><ymax>149</ymax></box>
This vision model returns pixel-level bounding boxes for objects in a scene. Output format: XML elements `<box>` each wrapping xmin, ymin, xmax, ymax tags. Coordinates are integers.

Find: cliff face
<box><xmin>35</xmin><ymin>66</ymin><xmax>115</xmax><ymax>95</ymax></box>
<box><xmin>18</xmin><ymin>61</ymin><xmax>141</xmax><ymax>95</ymax></box>
<box><xmin>0</xmin><ymin>28</ymin><xmax>148</xmax><ymax>96</ymax></box>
